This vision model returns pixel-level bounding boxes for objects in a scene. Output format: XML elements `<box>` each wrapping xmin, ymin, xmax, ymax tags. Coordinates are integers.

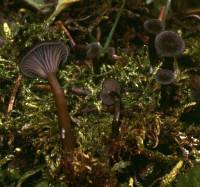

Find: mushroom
<box><xmin>143</xmin><ymin>19</ymin><xmax>165</xmax><ymax>70</ymax></box>
<box><xmin>86</xmin><ymin>42</ymin><xmax>102</xmax><ymax>59</ymax></box>
<box><xmin>86</xmin><ymin>42</ymin><xmax>102</xmax><ymax>74</ymax></box>
<box><xmin>155</xmin><ymin>31</ymin><xmax>185</xmax><ymax>110</ymax></box>
<box><xmin>155</xmin><ymin>68</ymin><xmax>176</xmax><ymax>85</ymax></box>
<box><xmin>100</xmin><ymin>78</ymin><xmax>121</xmax><ymax>138</ymax></box>
<box><xmin>155</xmin><ymin>30</ymin><xmax>185</xmax><ymax>70</ymax></box>
<box><xmin>20</xmin><ymin>41</ymin><xmax>76</xmax><ymax>174</ymax></box>
<box><xmin>100</xmin><ymin>79</ymin><xmax>121</xmax><ymax>106</ymax></box>
<box><xmin>144</xmin><ymin>19</ymin><xmax>165</xmax><ymax>35</ymax></box>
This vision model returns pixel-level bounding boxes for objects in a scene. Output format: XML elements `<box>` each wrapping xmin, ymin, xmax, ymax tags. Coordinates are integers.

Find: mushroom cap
<box><xmin>155</xmin><ymin>31</ymin><xmax>185</xmax><ymax>57</ymax></box>
<box><xmin>107</xmin><ymin>47</ymin><xmax>116</xmax><ymax>59</ymax></box>
<box><xmin>86</xmin><ymin>42</ymin><xmax>102</xmax><ymax>59</ymax></box>
<box><xmin>100</xmin><ymin>79</ymin><xmax>121</xmax><ymax>106</ymax></box>
<box><xmin>144</xmin><ymin>19</ymin><xmax>165</xmax><ymax>35</ymax></box>
<box><xmin>20</xmin><ymin>42</ymin><xmax>69</xmax><ymax>79</ymax></box>
<box><xmin>155</xmin><ymin>68</ymin><xmax>176</xmax><ymax>85</ymax></box>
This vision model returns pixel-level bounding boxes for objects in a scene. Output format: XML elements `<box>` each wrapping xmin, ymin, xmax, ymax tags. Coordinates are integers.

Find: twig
<box><xmin>184</xmin><ymin>14</ymin><xmax>200</xmax><ymax>21</ymax></box>
<box><xmin>31</xmin><ymin>83</ymin><xmax>51</xmax><ymax>91</ymax></box>
<box><xmin>56</xmin><ymin>21</ymin><xmax>77</xmax><ymax>48</ymax></box>
<box><xmin>7</xmin><ymin>74</ymin><xmax>23</xmax><ymax>113</ymax></box>
<box><xmin>185</xmin><ymin>8</ymin><xmax>200</xmax><ymax>15</ymax></box>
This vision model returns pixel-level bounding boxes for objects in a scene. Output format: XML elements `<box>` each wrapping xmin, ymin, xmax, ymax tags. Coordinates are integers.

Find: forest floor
<box><xmin>1</xmin><ymin>0</ymin><xmax>200</xmax><ymax>186</ymax></box>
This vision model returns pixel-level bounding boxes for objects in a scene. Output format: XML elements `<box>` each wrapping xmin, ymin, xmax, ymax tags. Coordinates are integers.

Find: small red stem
<box><xmin>57</xmin><ymin>21</ymin><xmax>76</xmax><ymax>48</ymax></box>
<box><xmin>158</xmin><ymin>6</ymin><xmax>166</xmax><ymax>21</ymax></box>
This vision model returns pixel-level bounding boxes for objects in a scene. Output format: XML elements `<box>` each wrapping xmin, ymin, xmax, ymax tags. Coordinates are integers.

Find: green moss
<box><xmin>1</xmin><ymin>1</ymin><xmax>200</xmax><ymax>186</ymax></box>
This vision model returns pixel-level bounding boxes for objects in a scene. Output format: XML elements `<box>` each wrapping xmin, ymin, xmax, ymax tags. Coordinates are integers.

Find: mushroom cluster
<box><xmin>143</xmin><ymin>11</ymin><xmax>186</xmax><ymax>111</ymax></box>
<box><xmin>155</xmin><ymin>31</ymin><xmax>185</xmax><ymax>81</ymax></box>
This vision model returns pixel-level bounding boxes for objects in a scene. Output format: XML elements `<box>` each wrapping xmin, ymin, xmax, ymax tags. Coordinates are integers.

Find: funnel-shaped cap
<box><xmin>155</xmin><ymin>31</ymin><xmax>185</xmax><ymax>57</ymax></box>
<box><xmin>20</xmin><ymin>42</ymin><xmax>69</xmax><ymax>79</ymax></box>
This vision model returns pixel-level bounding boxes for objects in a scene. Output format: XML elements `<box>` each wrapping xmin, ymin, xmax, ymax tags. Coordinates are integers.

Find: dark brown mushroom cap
<box><xmin>20</xmin><ymin>42</ymin><xmax>69</xmax><ymax>79</ymax></box>
<box><xmin>100</xmin><ymin>79</ymin><xmax>121</xmax><ymax>106</ymax></box>
<box><xmin>86</xmin><ymin>42</ymin><xmax>102</xmax><ymax>59</ymax></box>
<box><xmin>144</xmin><ymin>19</ymin><xmax>165</xmax><ymax>35</ymax></box>
<box><xmin>107</xmin><ymin>47</ymin><xmax>116</xmax><ymax>59</ymax></box>
<box><xmin>155</xmin><ymin>68</ymin><xmax>176</xmax><ymax>85</ymax></box>
<box><xmin>155</xmin><ymin>31</ymin><xmax>185</xmax><ymax>57</ymax></box>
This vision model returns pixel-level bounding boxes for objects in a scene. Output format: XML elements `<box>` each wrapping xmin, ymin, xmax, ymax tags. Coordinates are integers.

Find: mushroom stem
<box><xmin>159</xmin><ymin>57</ymin><xmax>175</xmax><ymax>110</ymax></box>
<box><xmin>112</xmin><ymin>101</ymin><xmax>121</xmax><ymax>138</ymax></box>
<box><xmin>148</xmin><ymin>36</ymin><xmax>159</xmax><ymax>69</ymax></box>
<box><xmin>162</xmin><ymin>57</ymin><xmax>174</xmax><ymax>71</ymax></box>
<box><xmin>110</xmin><ymin>92</ymin><xmax>121</xmax><ymax>138</ymax></box>
<box><xmin>47</xmin><ymin>73</ymin><xmax>75</xmax><ymax>153</ymax></box>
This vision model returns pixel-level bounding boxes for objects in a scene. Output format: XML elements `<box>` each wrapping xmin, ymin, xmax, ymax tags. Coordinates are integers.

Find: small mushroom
<box><xmin>143</xmin><ymin>19</ymin><xmax>165</xmax><ymax>70</ymax></box>
<box><xmin>100</xmin><ymin>79</ymin><xmax>121</xmax><ymax>138</ymax></box>
<box><xmin>100</xmin><ymin>79</ymin><xmax>121</xmax><ymax>106</ymax></box>
<box><xmin>155</xmin><ymin>30</ymin><xmax>185</xmax><ymax>70</ymax></box>
<box><xmin>155</xmin><ymin>31</ymin><xmax>185</xmax><ymax>110</ymax></box>
<box><xmin>107</xmin><ymin>47</ymin><xmax>116</xmax><ymax>59</ymax></box>
<box><xmin>144</xmin><ymin>19</ymin><xmax>165</xmax><ymax>35</ymax></box>
<box><xmin>155</xmin><ymin>31</ymin><xmax>185</xmax><ymax>58</ymax></box>
<box><xmin>155</xmin><ymin>68</ymin><xmax>176</xmax><ymax>85</ymax></box>
<box><xmin>20</xmin><ymin>41</ymin><xmax>76</xmax><ymax>175</ymax></box>
<box><xmin>86</xmin><ymin>42</ymin><xmax>102</xmax><ymax>59</ymax></box>
<box><xmin>86</xmin><ymin>42</ymin><xmax>102</xmax><ymax>74</ymax></box>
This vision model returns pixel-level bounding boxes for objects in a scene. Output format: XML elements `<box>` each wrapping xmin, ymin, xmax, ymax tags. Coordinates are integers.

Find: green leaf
<box><xmin>24</xmin><ymin>0</ymin><xmax>49</xmax><ymax>10</ymax></box>
<box><xmin>47</xmin><ymin>0</ymin><xmax>80</xmax><ymax>25</ymax></box>
<box><xmin>145</xmin><ymin>0</ymin><xmax>155</xmax><ymax>4</ymax></box>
